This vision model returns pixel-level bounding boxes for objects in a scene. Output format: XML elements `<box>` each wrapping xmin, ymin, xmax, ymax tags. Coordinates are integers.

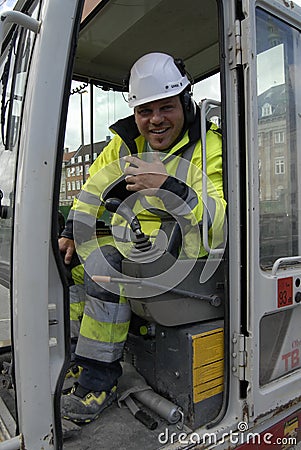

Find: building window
<box><xmin>274</xmin><ymin>131</ymin><xmax>285</xmax><ymax>144</ymax></box>
<box><xmin>76</xmin><ymin>166</ymin><xmax>80</xmax><ymax>176</ymax></box>
<box><xmin>85</xmin><ymin>164</ymin><xmax>90</xmax><ymax>175</ymax></box>
<box><xmin>71</xmin><ymin>181</ymin><xmax>76</xmax><ymax>190</ymax></box>
<box><xmin>71</xmin><ymin>157</ymin><xmax>75</xmax><ymax>165</ymax></box>
<box><xmin>67</xmin><ymin>182</ymin><xmax>71</xmax><ymax>191</ymax></box>
<box><xmin>85</xmin><ymin>154</ymin><xmax>90</xmax><ymax>162</ymax></box>
<box><xmin>76</xmin><ymin>180</ymin><xmax>81</xmax><ymax>190</ymax></box>
<box><xmin>67</xmin><ymin>168</ymin><xmax>70</xmax><ymax>177</ymax></box>
<box><xmin>93</xmin><ymin>152</ymin><xmax>98</xmax><ymax>161</ymax></box>
<box><xmin>262</xmin><ymin>103</ymin><xmax>272</xmax><ymax>117</ymax></box>
<box><xmin>275</xmin><ymin>157</ymin><xmax>285</xmax><ymax>175</ymax></box>
<box><xmin>78</xmin><ymin>155</ymin><xmax>82</xmax><ymax>163</ymax></box>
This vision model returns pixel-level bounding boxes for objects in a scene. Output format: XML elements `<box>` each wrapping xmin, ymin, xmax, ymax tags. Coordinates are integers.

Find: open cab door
<box><xmin>0</xmin><ymin>0</ymin><xmax>82</xmax><ymax>448</ymax></box>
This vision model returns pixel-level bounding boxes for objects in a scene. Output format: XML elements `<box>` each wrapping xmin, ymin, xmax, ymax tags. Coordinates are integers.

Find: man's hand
<box><xmin>123</xmin><ymin>153</ymin><xmax>168</xmax><ymax>193</ymax></box>
<box><xmin>58</xmin><ymin>237</ymin><xmax>75</xmax><ymax>265</ymax></box>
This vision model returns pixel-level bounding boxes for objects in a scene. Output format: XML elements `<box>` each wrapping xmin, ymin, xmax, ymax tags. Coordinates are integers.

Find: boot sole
<box><xmin>63</xmin><ymin>390</ymin><xmax>117</xmax><ymax>424</ymax></box>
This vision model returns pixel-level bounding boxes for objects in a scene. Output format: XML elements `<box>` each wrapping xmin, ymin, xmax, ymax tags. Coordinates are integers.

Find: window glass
<box><xmin>256</xmin><ymin>9</ymin><xmax>301</xmax><ymax>268</ymax></box>
<box><xmin>62</xmin><ymin>74</ymin><xmax>221</xmax><ymax>212</ymax></box>
<box><xmin>0</xmin><ymin>4</ymin><xmax>39</xmax><ymax>347</ymax></box>
<box><xmin>259</xmin><ymin>309</ymin><xmax>301</xmax><ymax>385</ymax></box>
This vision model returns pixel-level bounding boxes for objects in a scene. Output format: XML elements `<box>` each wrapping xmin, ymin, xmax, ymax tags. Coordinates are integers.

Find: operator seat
<box><xmin>103</xmin><ymin>199</ymin><xmax>225</xmax><ymax>327</ymax></box>
<box><xmin>122</xmin><ymin>236</ymin><xmax>224</xmax><ymax>327</ymax></box>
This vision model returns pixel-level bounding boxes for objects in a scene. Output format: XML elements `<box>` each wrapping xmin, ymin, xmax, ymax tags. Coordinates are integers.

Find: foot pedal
<box><xmin>62</xmin><ymin>418</ymin><xmax>81</xmax><ymax>440</ymax></box>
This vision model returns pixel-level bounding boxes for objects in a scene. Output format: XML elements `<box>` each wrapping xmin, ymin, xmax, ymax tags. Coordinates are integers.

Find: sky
<box><xmin>64</xmin><ymin>75</ymin><xmax>221</xmax><ymax>152</ymax></box>
<box><xmin>0</xmin><ymin>0</ymin><xmax>16</xmax><ymax>11</ymax></box>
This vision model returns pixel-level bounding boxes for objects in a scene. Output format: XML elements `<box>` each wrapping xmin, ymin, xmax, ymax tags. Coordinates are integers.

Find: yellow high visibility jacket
<box><xmin>62</xmin><ymin>108</ymin><xmax>226</xmax><ymax>259</ymax></box>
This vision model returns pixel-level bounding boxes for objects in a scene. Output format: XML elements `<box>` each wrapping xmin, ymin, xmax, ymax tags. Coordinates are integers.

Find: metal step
<box><xmin>0</xmin><ymin>395</ymin><xmax>16</xmax><ymax>442</ymax></box>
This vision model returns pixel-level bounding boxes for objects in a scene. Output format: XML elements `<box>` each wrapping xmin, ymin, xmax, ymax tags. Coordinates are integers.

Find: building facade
<box><xmin>60</xmin><ymin>138</ymin><xmax>110</xmax><ymax>208</ymax></box>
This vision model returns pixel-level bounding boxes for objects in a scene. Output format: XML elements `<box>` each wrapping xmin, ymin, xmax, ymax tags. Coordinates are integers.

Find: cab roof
<box><xmin>73</xmin><ymin>0</ymin><xmax>219</xmax><ymax>89</ymax></box>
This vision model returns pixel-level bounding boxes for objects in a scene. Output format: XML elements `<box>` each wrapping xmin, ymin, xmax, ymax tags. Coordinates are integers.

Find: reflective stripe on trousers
<box><xmin>75</xmin><ymin>294</ymin><xmax>131</xmax><ymax>363</ymax></box>
<box><xmin>69</xmin><ymin>284</ymin><xmax>86</xmax><ymax>339</ymax></box>
<box><xmin>70</xmin><ymin>245</ymin><xmax>131</xmax><ymax>363</ymax></box>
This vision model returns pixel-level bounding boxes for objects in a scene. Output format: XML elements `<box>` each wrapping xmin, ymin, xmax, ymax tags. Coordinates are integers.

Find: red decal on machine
<box><xmin>282</xmin><ymin>348</ymin><xmax>300</xmax><ymax>371</ymax></box>
<box><xmin>278</xmin><ymin>277</ymin><xmax>293</xmax><ymax>308</ymax></box>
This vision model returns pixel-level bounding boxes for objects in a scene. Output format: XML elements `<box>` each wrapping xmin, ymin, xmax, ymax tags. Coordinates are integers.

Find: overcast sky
<box><xmin>64</xmin><ymin>74</ymin><xmax>221</xmax><ymax>152</ymax></box>
<box><xmin>0</xmin><ymin>0</ymin><xmax>16</xmax><ymax>11</ymax></box>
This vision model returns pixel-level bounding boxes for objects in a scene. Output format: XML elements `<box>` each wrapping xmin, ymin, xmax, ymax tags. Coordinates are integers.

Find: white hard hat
<box><xmin>128</xmin><ymin>52</ymin><xmax>190</xmax><ymax>108</ymax></box>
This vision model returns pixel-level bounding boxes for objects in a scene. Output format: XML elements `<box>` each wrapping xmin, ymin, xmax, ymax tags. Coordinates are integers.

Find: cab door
<box><xmin>0</xmin><ymin>0</ymin><xmax>42</xmax><ymax>382</ymax></box>
<box><xmin>0</xmin><ymin>0</ymin><xmax>83</xmax><ymax>449</ymax></box>
<box><xmin>241</xmin><ymin>0</ymin><xmax>301</xmax><ymax>422</ymax></box>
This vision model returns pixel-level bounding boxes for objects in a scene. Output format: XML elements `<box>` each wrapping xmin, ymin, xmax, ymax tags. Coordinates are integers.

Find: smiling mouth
<box><xmin>150</xmin><ymin>128</ymin><xmax>169</xmax><ymax>135</ymax></box>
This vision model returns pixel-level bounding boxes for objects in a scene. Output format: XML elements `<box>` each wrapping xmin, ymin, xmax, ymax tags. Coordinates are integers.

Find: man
<box><xmin>59</xmin><ymin>52</ymin><xmax>226</xmax><ymax>423</ymax></box>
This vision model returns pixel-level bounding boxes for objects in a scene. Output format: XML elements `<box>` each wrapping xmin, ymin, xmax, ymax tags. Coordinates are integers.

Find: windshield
<box><xmin>256</xmin><ymin>9</ymin><xmax>301</xmax><ymax>269</ymax></box>
<box><xmin>61</xmin><ymin>74</ymin><xmax>220</xmax><ymax>216</ymax></box>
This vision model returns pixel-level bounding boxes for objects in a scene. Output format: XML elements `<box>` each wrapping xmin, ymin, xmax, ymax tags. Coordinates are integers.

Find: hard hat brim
<box><xmin>128</xmin><ymin>82</ymin><xmax>189</xmax><ymax>108</ymax></box>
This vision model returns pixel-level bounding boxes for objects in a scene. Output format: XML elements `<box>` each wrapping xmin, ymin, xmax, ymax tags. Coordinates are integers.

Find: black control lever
<box><xmin>105</xmin><ymin>198</ymin><xmax>151</xmax><ymax>251</ymax></box>
<box><xmin>105</xmin><ymin>198</ymin><xmax>142</xmax><ymax>234</ymax></box>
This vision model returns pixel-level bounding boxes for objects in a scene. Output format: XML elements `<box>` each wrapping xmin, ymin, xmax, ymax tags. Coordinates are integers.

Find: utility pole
<box><xmin>71</xmin><ymin>83</ymin><xmax>88</xmax><ymax>185</ymax></box>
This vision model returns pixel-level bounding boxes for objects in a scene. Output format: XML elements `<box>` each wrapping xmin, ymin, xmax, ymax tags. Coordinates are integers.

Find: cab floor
<box><xmin>63</xmin><ymin>400</ymin><xmax>181</xmax><ymax>450</ymax></box>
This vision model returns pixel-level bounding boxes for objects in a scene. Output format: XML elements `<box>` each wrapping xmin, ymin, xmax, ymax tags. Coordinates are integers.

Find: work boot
<box><xmin>61</xmin><ymin>382</ymin><xmax>117</xmax><ymax>424</ymax></box>
<box><xmin>62</xmin><ymin>364</ymin><xmax>83</xmax><ymax>394</ymax></box>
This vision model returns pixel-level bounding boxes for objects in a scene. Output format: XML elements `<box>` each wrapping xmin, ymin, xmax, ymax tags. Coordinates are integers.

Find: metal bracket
<box><xmin>0</xmin><ymin>11</ymin><xmax>41</xmax><ymax>33</ymax></box>
<box><xmin>272</xmin><ymin>256</ymin><xmax>301</xmax><ymax>275</ymax></box>
<box><xmin>232</xmin><ymin>333</ymin><xmax>247</xmax><ymax>380</ymax></box>
<box><xmin>0</xmin><ymin>396</ymin><xmax>16</xmax><ymax>440</ymax></box>
<box><xmin>228</xmin><ymin>20</ymin><xmax>242</xmax><ymax>69</ymax></box>
<box><xmin>200</xmin><ymin>98</ymin><xmax>225</xmax><ymax>255</ymax></box>
<box><xmin>0</xmin><ymin>11</ymin><xmax>41</xmax><ymax>45</ymax></box>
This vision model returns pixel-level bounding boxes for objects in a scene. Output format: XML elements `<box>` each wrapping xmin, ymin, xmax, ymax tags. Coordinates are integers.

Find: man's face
<box><xmin>134</xmin><ymin>95</ymin><xmax>184</xmax><ymax>150</ymax></box>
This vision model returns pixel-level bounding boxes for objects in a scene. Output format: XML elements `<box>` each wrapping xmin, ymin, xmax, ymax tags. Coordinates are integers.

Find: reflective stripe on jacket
<box><xmin>63</xmin><ymin>107</ymin><xmax>226</xmax><ymax>258</ymax></box>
